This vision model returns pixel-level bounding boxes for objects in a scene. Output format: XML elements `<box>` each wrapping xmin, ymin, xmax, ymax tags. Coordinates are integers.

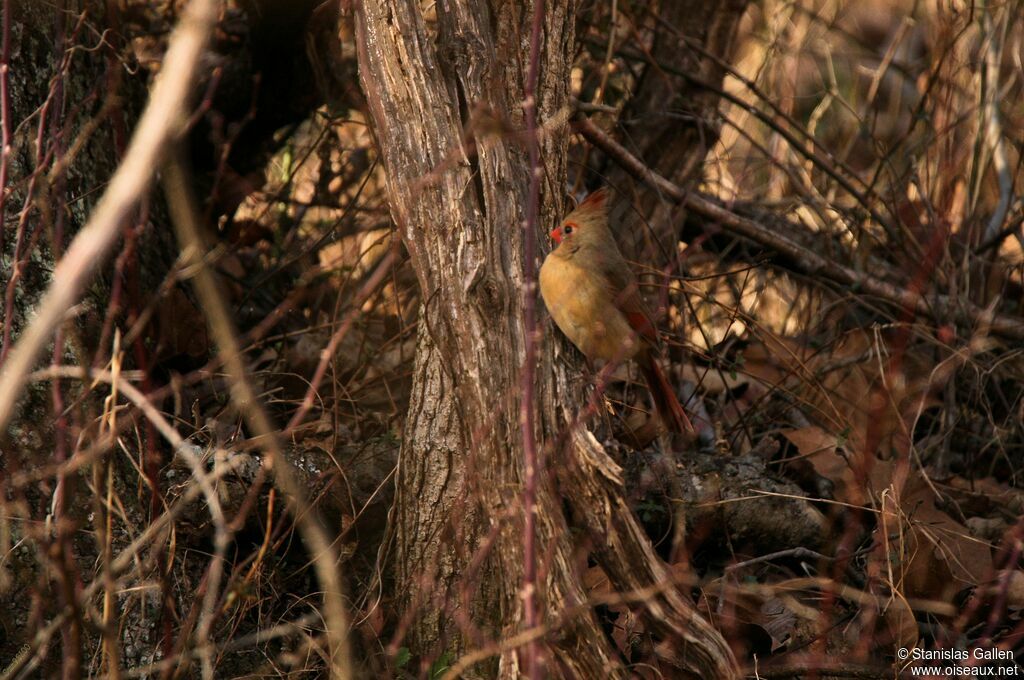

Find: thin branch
<box><xmin>980</xmin><ymin>7</ymin><xmax>1014</xmax><ymax>245</ymax></box>
<box><xmin>161</xmin><ymin>148</ymin><xmax>354</xmax><ymax>680</ymax></box>
<box><xmin>31</xmin><ymin>363</ymin><xmax>230</xmax><ymax>678</ymax></box>
<box><xmin>573</xmin><ymin>113</ymin><xmax>1024</xmax><ymax>341</ymax></box>
<box><xmin>0</xmin><ymin>0</ymin><xmax>218</xmax><ymax>434</ymax></box>
<box><xmin>520</xmin><ymin>1</ymin><xmax>546</xmax><ymax>678</ymax></box>
<box><xmin>601</xmin><ymin>39</ymin><xmax>904</xmax><ymax>248</ymax></box>
<box><xmin>1</xmin><ymin>418</ymin><xmax>251</xmax><ymax>680</ymax></box>
<box><xmin>119</xmin><ymin>613</ymin><xmax>322</xmax><ymax>679</ymax></box>
<box><xmin>0</xmin><ymin>0</ymin><xmax>11</xmax><ymax>257</ymax></box>
<box><xmin>284</xmin><ymin>244</ymin><xmax>398</xmax><ymax>432</ymax></box>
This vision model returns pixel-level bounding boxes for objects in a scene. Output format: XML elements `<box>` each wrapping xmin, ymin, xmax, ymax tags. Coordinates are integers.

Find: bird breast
<box><xmin>539</xmin><ymin>252</ymin><xmax>641</xmax><ymax>363</ymax></box>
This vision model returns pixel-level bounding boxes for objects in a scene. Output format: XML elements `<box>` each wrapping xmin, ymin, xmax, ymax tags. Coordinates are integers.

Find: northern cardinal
<box><xmin>539</xmin><ymin>188</ymin><xmax>693</xmax><ymax>434</ymax></box>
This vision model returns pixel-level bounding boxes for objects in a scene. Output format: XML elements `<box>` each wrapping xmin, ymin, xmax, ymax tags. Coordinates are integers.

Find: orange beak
<box><xmin>549</xmin><ymin>227</ymin><xmax>562</xmax><ymax>245</ymax></box>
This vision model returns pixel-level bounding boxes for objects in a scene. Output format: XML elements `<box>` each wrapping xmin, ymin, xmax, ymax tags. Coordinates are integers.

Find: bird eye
<box><xmin>563</xmin><ymin>224</ymin><xmax>574</xmax><ymax>235</ymax></box>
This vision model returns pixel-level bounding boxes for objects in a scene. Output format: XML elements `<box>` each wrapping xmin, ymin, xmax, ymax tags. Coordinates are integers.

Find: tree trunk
<box><xmin>605</xmin><ymin>0</ymin><xmax>751</xmax><ymax>257</ymax></box>
<box><xmin>354</xmin><ymin>1</ymin><xmax>740</xmax><ymax>677</ymax></box>
<box><xmin>354</xmin><ymin>2</ymin><xmax>613</xmax><ymax>676</ymax></box>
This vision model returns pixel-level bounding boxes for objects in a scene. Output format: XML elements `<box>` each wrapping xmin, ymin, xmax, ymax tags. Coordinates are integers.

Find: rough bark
<box><xmin>354</xmin><ymin>1</ymin><xmax>740</xmax><ymax>678</ymax></box>
<box><xmin>354</xmin><ymin>3</ymin><xmax>615</xmax><ymax>677</ymax></box>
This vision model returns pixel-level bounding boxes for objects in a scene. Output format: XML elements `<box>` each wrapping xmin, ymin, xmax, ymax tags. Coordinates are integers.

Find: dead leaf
<box><xmin>780</xmin><ymin>426</ymin><xmax>855</xmax><ymax>499</ymax></box>
<box><xmin>760</xmin><ymin>597</ymin><xmax>798</xmax><ymax>651</ymax></box>
<box><xmin>882</xmin><ymin>594</ymin><xmax>919</xmax><ymax>651</ymax></box>
<box><xmin>873</xmin><ymin>476</ymin><xmax>995</xmax><ymax>601</ymax></box>
<box><xmin>156</xmin><ymin>287</ymin><xmax>210</xmax><ymax>359</ymax></box>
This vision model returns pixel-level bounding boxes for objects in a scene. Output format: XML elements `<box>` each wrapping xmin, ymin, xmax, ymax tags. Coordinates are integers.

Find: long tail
<box><xmin>638</xmin><ymin>352</ymin><xmax>694</xmax><ymax>434</ymax></box>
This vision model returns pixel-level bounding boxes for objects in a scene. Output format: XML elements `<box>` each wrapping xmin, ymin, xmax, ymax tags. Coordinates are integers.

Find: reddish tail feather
<box><xmin>638</xmin><ymin>352</ymin><xmax>694</xmax><ymax>434</ymax></box>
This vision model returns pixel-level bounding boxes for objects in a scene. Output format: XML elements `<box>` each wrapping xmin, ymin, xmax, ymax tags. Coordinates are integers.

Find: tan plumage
<box><xmin>539</xmin><ymin>188</ymin><xmax>692</xmax><ymax>434</ymax></box>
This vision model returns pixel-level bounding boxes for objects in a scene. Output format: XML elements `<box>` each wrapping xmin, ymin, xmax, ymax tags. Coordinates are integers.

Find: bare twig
<box><xmin>284</xmin><ymin>244</ymin><xmax>398</xmax><ymax>432</ymax></box>
<box><xmin>161</xmin><ymin>149</ymin><xmax>353</xmax><ymax>680</ymax></box>
<box><xmin>119</xmin><ymin>613</ymin><xmax>322</xmax><ymax>679</ymax></box>
<box><xmin>0</xmin><ymin>0</ymin><xmax>11</xmax><ymax>257</ymax></box>
<box><xmin>31</xmin><ymin>363</ymin><xmax>230</xmax><ymax>678</ymax></box>
<box><xmin>600</xmin><ymin>39</ymin><xmax>904</xmax><ymax>248</ymax></box>
<box><xmin>573</xmin><ymin>113</ymin><xmax>1024</xmax><ymax>340</ymax></box>
<box><xmin>0</xmin><ymin>0</ymin><xmax>218</xmax><ymax>435</ymax></box>
<box><xmin>1</xmin><ymin>433</ymin><xmax>250</xmax><ymax>680</ymax></box>
<box><xmin>520</xmin><ymin>1</ymin><xmax>546</xmax><ymax>678</ymax></box>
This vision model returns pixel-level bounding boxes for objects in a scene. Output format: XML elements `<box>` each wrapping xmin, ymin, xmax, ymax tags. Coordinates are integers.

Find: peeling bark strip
<box><xmin>354</xmin><ymin>1</ymin><xmax>739</xmax><ymax>678</ymax></box>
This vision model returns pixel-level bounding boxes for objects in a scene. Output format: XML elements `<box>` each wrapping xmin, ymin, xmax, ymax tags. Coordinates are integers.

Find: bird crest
<box><xmin>561</xmin><ymin>187</ymin><xmax>610</xmax><ymax>230</ymax></box>
<box><xmin>574</xmin><ymin>187</ymin><xmax>608</xmax><ymax>214</ymax></box>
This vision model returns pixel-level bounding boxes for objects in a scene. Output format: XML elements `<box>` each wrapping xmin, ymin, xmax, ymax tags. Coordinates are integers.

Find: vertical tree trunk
<box><xmin>354</xmin><ymin>3</ymin><xmax>618</xmax><ymax>676</ymax></box>
<box><xmin>355</xmin><ymin>1</ymin><xmax>740</xmax><ymax>678</ymax></box>
<box><xmin>606</xmin><ymin>0</ymin><xmax>751</xmax><ymax>256</ymax></box>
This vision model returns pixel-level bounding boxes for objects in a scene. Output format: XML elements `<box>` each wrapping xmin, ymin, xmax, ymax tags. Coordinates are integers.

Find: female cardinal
<box><xmin>539</xmin><ymin>188</ymin><xmax>692</xmax><ymax>434</ymax></box>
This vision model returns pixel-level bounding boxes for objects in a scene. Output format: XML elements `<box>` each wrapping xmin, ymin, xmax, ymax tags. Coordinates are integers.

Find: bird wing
<box><xmin>598</xmin><ymin>252</ymin><xmax>659</xmax><ymax>345</ymax></box>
